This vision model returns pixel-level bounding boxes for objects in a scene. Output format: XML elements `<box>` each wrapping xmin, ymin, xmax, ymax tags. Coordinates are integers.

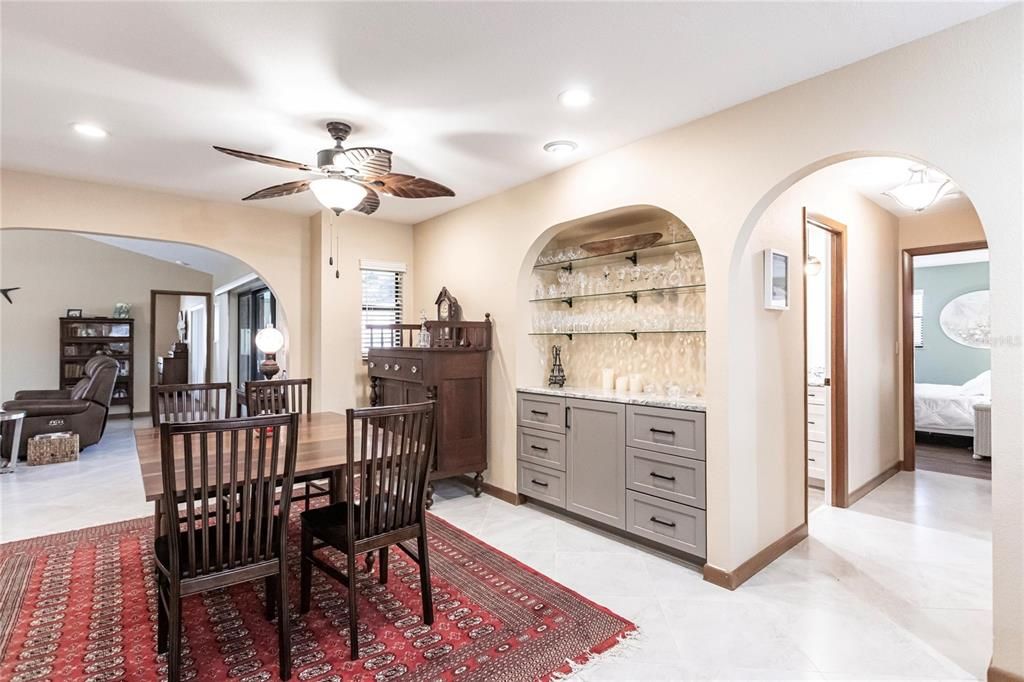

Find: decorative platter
<box><xmin>580</xmin><ymin>232</ymin><xmax>663</xmax><ymax>256</ymax></box>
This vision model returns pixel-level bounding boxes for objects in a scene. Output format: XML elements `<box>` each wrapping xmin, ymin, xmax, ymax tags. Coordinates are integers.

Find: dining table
<box><xmin>135</xmin><ymin>411</ymin><xmax>358</xmax><ymax>539</ymax></box>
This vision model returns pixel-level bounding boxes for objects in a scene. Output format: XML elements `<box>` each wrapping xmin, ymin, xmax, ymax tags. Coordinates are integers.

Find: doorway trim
<box><xmin>149</xmin><ymin>289</ymin><xmax>213</xmax><ymax>386</ymax></box>
<box><xmin>804</xmin><ymin>210</ymin><xmax>850</xmax><ymax>510</ymax></box>
<box><xmin>899</xmin><ymin>239</ymin><xmax>988</xmax><ymax>471</ymax></box>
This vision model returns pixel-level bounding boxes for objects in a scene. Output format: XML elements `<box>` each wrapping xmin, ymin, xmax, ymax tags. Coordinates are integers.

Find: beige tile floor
<box><xmin>0</xmin><ymin>419</ymin><xmax>993</xmax><ymax>680</ymax></box>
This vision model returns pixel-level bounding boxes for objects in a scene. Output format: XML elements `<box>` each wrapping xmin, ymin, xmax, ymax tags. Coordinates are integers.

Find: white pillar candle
<box><xmin>615</xmin><ymin>376</ymin><xmax>629</xmax><ymax>393</ymax></box>
<box><xmin>601</xmin><ymin>368</ymin><xmax>615</xmax><ymax>391</ymax></box>
<box><xmin>629</xmin><ymin>373</ymin><xmax>643</xmax><ymax>393</ymax></box>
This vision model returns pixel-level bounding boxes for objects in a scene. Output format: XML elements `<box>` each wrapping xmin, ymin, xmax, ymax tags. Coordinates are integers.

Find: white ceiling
<box><xmin>82</xmin><ymin>234</ymin><xmax>248</xmax><ymax>276</ymax></box>
<box><xmin>1</xmin><ymin>2</ymin><xmax>1003</xmax><ymax>224</ymax></box>
<box><xmin>831</xmin><ymin>157</ymin><xmax>971</xmax><ymax>217</ymax></box>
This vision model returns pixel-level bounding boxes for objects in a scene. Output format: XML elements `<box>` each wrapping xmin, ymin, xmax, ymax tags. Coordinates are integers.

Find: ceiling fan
<box><xmin>214</xmin><ymin>121</ymin><xmax>454</xmax><ymax>216</ymax></box>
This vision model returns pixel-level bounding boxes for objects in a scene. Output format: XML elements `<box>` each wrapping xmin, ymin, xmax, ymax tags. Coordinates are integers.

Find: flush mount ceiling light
<box><xmin>71</xmin><ymin>122</ymin><xmax>108</xmax><ymax>138</ymax></box>
<box><xmin>543</xmin><ymin>140</ymin><xmax>578</xmax><ymax>154</ymax></box>
<box><xmin>883</xmin><ymin>167</ymin><xmax>953</xmax><ymax>212</ymax></box>
<box><xmin>174</xmin><ymin>259</ymin><xmax>191</xmax><ymax>267</ymax></box>
<box><xmin>558</xmin><ymin>88</ymin><xmax>593</xmax><ymax>108</ymax></box>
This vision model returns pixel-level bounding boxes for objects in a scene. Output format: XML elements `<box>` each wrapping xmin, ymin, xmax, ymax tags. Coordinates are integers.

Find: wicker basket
<box><xmin>27</xmin><ymin>433</ymin><xmax>80</xmax><ymax>465</ymax></box>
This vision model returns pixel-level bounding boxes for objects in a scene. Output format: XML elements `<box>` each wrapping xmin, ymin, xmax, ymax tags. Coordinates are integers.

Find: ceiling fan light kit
<box><xmin>214</xmin><ymin>120</ymin><xmax>455</xmax><ymax>217</ymax></box>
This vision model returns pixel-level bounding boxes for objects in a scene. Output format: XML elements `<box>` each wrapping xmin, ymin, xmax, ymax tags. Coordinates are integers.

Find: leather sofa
<box><xmin>2</xmin><ymin>355</ymin><xmax>119</xmax><ymax>460</ymax></box>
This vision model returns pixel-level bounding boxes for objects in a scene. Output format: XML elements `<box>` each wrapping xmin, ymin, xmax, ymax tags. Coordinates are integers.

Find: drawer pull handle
<box><xmin>384</xmin><ymin>364</ymin><xmax>390</xmax><ymax>370</ymax></box>
<box><xmin>393</xmin><ymin>364</ymin><xmax>401</xmax><ymax>371</ymax></box>
<box><xmin>649</xmin><ymin>472</ymin><xmax>676</xmax><ymax>482</ymax></box>
<box><xmin>808</xmin><ymin>420</ymin><xmax>817</xmax><ymax>425</ymax></box>
<box><xmin>411</xmin><ymin>366</ymin><xmax>418</xmax><ymax>374</ymax></box>
<box><xmin>369</xmin><ymin>361</ymin><xmax>375</xmax><ymax>368</ymax></box>
<box><xmin>650</xmin><ymin>516</ymin><xmax>676</xmax><ymax>528</ymax></box>
<box><xmin>530</xmin><ymin>479</ymin><xmax>549</xmax><ymax>488</ymax></box>
<box><xmin>530</xmin><ymin>409</ymin><xmax>549</xmax><ymax>417</ymax></box>
<box><xmin>649</xmin><ymin>427</ymin><xmax>676</xmax><ymax>436</ymax></box>
<box><xmin>530</xmin><ymin>445</ymin><xmax>549</xmax><ymax>452</ymax></box>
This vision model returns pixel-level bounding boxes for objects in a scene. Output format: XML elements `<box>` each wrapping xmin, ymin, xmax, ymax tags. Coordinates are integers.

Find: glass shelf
<box><xmin>532</xmin><ymin>238</ymin><xmax>700</xmax><ymax>271</ymax></box>
<box><xmin>530</xmin><ymin>282</ymin><xmax>705</xmax><ymax>306</ymax></box>
<box><xmin>529</xmin><ymin>329</ymin><xmax>705</xmax><ymax>341</ymax></box>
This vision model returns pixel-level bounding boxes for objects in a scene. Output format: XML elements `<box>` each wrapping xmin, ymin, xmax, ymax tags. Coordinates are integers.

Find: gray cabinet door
<box><xmin>565</xmin><ymin>398</ymin><xmax>625</xmax><ymax>529</ymax></box>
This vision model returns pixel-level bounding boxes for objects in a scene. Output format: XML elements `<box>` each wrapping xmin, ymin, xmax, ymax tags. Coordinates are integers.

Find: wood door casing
<box><xmin>565</xmin><ymin>398</ymin><xmax>626</xmax><ymax>529</ymax></box>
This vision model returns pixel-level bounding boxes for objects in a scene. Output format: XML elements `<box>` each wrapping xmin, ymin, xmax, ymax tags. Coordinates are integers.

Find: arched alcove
<box><xmin>515</xmin><ymin>205</ymin><xmax>707</xmax><ymax>399</ymax></box>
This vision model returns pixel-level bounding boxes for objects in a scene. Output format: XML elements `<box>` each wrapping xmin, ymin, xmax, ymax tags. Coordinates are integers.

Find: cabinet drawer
<box><xmin>626</xmin><ymin>491</ymin><xmax>706</xmax><ymax>558</ymax></box>
<box><xmin>518</xmin><ymin>427</ymin><xmax>566</xmax><ymax>471</ymax></box>
<box><xmin>517</xmin><ymin>393</ymin><xmax>565</xmax><ymax>433</ymax></box>
<box><xmin>807</xmin><ymin>386</ymin><xmax>827</xmax><ymax>405</ymax></box>
<box><xmin>518</xmin><ymin>462</ymin><xmax>566</xmax><ymax>508</ymax></box>
<box><xmin>807</xmin><ymin>402</ymin><xmax>827</xmax><ymax>419</ymax></box>
<box><xmin>626</xmin><ymin>447</ymin><xmax>705</xmax><ymax>509</ymax></box>
<box><xmin>807</xmin><ymin>439</ymin><xmax>825</xmax><ymax>457</ymax></box>
<box><xmin>626</xmin><ymin>405</ymin><xmax>705</xmax><ymax>460</ymax></box>
<box><xmin>807</xmin><ymin>418</ymin><xmax>826</xmax><ymax>443</ymax></box>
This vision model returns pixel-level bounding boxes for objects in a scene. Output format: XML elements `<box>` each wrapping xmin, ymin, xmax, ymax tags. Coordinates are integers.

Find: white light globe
<box><xmin>255</xmin><ymin>326</ymin><xmax>285</xmax><ymax>354</ymax></box>
<box><xmin>310</xmin><ymin>178</ymin><xmax>367</xmax><ymax>214</ymax></box>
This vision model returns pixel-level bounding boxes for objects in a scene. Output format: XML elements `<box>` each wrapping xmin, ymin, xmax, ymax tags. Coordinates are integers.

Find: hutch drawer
<box><xmin>368</xmin><ymin>356</ymin><xmax>423</xmax><ymax>383</ymax></box>
<box><xmin>517</xmin><ymin>427</ymin><xmax>566</xmax><ymax>471</ymax></box>
<box><xmin>626</xmin><ymin>404</ymin><xmax>705</xmax><ymax>460</ymax></box>
<box><xmin>625</xmin><ymin>490</ymin><xmax>707</xmax><ymax>558</ymax></box>
<box><xmin>626</xmin><ymin>447</ymin><xmax>706</xmax><ymax>509</ymax></box>
<box><xmin>517</xmin><ymin>392</ymin><xmax>565</xmax><ymax>433</ymax></box>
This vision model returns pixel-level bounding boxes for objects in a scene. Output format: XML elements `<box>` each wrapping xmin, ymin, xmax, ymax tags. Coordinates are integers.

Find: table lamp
<box><xmin>255</xmin><ymin>326</ymin><xmax>285</xmax><ymax>379</ymax></box>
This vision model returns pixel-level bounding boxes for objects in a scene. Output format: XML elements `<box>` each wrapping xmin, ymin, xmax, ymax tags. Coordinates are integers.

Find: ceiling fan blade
<box><xmin>351</xmin><ymin>188</ymin><xmax>381</xmax><ymax>216</ymax></box>
<box><xmin>344</xmin><ymin>147</ymin><xmax>392</xmax><ymax>178</ymax></box>
<box><xmin>214</xmin><ymin>145</ymin><xmax>312</xmax><ymax>171</ymax></box>
<box><xmin>242</xmin><ymin>179</ymin><xmax>311</xmax><ymax>201</ymax></box>
<box><xmin>367</xmin><ymin>173</ymin><xmax>455</xmax><ymax>199</ymax></box>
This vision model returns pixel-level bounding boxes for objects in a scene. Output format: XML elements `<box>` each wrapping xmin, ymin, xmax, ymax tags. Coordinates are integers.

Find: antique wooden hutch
<box><xmin>366</xmin><ymin>313</ymin><xmax>491</xmax><ymax>507</ymax></box>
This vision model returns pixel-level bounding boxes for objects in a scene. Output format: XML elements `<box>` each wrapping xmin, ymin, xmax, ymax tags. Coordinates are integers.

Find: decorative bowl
<box><xmin>580</xmin><ymin>232</ymin><xmax>663</xmax><ymax>256</ymax></box>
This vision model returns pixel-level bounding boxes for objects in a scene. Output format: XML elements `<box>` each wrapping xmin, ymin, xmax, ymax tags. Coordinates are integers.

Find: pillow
<box><xmin>960</xmin><ymin>370</ymin><xmax>991</xmax><ymax>396</ymax></box>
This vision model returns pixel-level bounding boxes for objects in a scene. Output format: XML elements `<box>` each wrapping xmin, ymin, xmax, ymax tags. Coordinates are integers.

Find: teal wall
<box><xmin>914</xmin><ymin>261</ymin><xmax>989</xmax><ymax>385</ymax></box>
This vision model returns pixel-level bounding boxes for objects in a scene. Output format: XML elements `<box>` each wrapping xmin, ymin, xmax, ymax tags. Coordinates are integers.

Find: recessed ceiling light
<box><xmin>174</xmin><ymin>259</ymin><xmax>191</xmax><ymax>267</ymax></box>
<box><xmin>71</xmin><ymin>122</ymin><xmax>109</xmax><ymax>139</ymax></box>
<box><xmin>558</xmin><ymin>88</ymin><xmax>592</xmax><ymax>108</ymax></box>
<box><xmin>543</xmin><ymin>140</ymin><xmax>578</xmax><ymax>154</ymax></box>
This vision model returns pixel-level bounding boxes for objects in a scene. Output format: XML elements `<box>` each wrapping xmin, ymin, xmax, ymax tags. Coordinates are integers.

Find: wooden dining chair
<box><xmin>151</xmin><ymin>382</ymin><xmax>233</xmax><ymax>427</ymax></box>
<box><xmin>299</xmin><ymin>401</ymin><xmax>437</xmax><ymax>660</ymax></box>
<box><xmin>245</xmin><ymin>378</ymin><xmax>326</xmax><ymax>509</ymax></box>
<box><xmin>155</xmin><ymin>413</ymin><xmax>300</xmax><ymax>682</ymax></box>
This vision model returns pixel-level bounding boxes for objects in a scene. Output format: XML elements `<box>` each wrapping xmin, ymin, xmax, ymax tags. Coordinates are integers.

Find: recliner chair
<box><xmin>2</xmin><ymin>355</ymin><xmax>119</xmax><ymax>460</ymax></box>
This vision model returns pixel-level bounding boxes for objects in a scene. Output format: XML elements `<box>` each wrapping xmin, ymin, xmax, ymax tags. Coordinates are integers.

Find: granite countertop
<box><xmin>519</xmin><ymin>386</ymin><xmax>706</xmax><ymax>412</ymax></box>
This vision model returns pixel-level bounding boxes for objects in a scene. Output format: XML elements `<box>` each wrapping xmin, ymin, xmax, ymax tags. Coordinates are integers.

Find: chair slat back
<box><xmin>347</xmin><ymin>401</ymin><xmax>436</xmax><ymax>544</ymax></box>
<box><xmin>151</xmin><ymin>382</ymin><xmax>232</xmax><ymax>427</ymax></box>
<box><xmin>158</xmin><ymin>413</ymin><xmax>300</xmax><ymax>579</ymax></box>
<box><xmin>246</xmin><ymin>378</ymin><xmax>312</xmax><ymax>416</ymax></box>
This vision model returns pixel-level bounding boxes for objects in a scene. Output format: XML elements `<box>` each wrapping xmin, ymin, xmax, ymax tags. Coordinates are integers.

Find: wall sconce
<box><xmin>805</xmin><ymin>256</ymin><xmax>823</xmax><ymax>276</ymax></box>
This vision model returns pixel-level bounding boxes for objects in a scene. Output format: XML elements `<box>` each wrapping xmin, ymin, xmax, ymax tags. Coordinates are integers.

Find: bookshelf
<box><xmin>60</xmin><ymin>317</ymin><xmax>134</xmax><ymax>419</ymax></box>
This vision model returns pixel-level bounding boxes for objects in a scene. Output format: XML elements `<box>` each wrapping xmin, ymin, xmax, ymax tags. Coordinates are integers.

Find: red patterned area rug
<box><xmin>0</xmin><ymin>511</ymin><xmax>636</xmax><ymax>681</ymax></box>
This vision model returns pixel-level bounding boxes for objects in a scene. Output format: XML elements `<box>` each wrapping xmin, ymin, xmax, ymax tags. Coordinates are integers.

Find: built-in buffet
<box><xmin>517</xmin><ymin>388</ymin><xmax>707</xmax><ymax>563</ymax></box>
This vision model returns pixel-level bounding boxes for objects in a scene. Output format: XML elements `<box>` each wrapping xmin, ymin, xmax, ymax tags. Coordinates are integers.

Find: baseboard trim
<box><xmin>455</xmin><ymin>476</ymin><xmax>525</xmax><ymax>506</ymax></box>
<box><xmin>988</xmin><ymin>662</ymin><xmax>1024</xmax><ymax>682</ymax></box>
<box><xmin>847</xmin><ymin>462</ymin><xmax>900</xmax><ymax>506</ymax></box>
<box><xmin>109</xmin><ymin>411</ymin><xmax>148</xmax><ymax>421</ymax></box>
<box><xmin>702</xmin><ymin>522</ymin><xmax>809</xmax><ymax>590</ymax></box>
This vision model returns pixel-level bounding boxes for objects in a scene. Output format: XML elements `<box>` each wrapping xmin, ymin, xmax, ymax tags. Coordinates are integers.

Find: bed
<box><xmin>915</xmin><ymin>370</ymin><xmax>990</xmax><ymax>437</ymax></box>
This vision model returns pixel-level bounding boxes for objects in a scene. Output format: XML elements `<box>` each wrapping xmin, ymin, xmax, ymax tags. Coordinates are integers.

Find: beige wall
<box><xmin>411</xmin><ymin>9</ymin><xmax>1021</xmax><ymax>673</ymax></box>
<box><xmin>309</xmin><ymin>210</ymin><xmax>415</xmax><ymax>413</ymax></box>
<box><xmin>899</xmin><ymin>204</ymin><xmax>986</xmax><ymax>251</ymax></box>
<box><xmin>739</xmin><ymin>164</ymin><xmax>900</xmax><ymax>542</ymax></box>
<box><xmin>0</xmin><ymin>230</ymin><xmax>212</xmax><ymax>414</ymax></box>
<box><xmin>0</xmin><ymin>170</ymin><xmax>313</xmax><ymax>383</ymax></box>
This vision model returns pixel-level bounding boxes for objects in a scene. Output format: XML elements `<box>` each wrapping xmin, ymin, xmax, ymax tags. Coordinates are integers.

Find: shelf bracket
<box><xmin>561</xmin><ymin>297</ymin><xmax>573</xmax><ymax>308</ymax></box>
<box><xmin>626</xmin><ymin>331</ymin><xmax>638</xmax><ymax>340</ymax></box>
<box><xmin>561</xmin><ymin>262</ymin><xmax>573</xmax><ymax>273</ymax></box>
<box><xmin>625</xmin><ymin>252</ymin><xmax>638</xmax><ymax>266</ymax></box>
<box><xmin>626</xmin><ymin>292</ymin><xmax>638</xmax><ymax>304</ymax></box>
<box><xmin>565</xmin><ymin>333</ymin><xmax>574</xmax><ymax>340</ymax></box>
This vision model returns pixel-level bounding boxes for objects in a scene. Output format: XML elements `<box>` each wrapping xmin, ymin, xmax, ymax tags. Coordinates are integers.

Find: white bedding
<box><xmin>915</xmin><ymin>371</ymin><xmax>991</xmax><ymax>433</ymax></box>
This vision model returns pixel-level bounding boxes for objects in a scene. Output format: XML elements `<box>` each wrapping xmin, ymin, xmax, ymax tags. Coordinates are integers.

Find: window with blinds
<box><xmin>912</xmin><ymin>289</ymin><xmax>924</xmax><ymax>348</ymax></box>
<box><xmin>361</xmin><ymin>264</ymin><xmax>405</xmax><ymax>357</ymax></box>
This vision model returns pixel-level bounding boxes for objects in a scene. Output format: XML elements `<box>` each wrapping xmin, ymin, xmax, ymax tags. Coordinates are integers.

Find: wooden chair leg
<box><xmin>378</xmin><ymin>547</ymin><xmax>389</xmax><ymax>584</ymax></box>
<box><xmin>265</xmin><ymin>576</ymin><xmax>278</xmax><ymax>621</ymax></box>
<box><xmin>167</xmin><ymin>583</ymin><xmax>182</xmax><ymax>682</ymax></box>
<box><xmin>417</xmin><ymin>528</ymin><xmax>434</xmax><ymax>626</ymax></box>
<box><xmin>304</xmin><ymin>483</ymin><xmax>311</xmax><ymax>511</ymax></box>
<box><xmin>156</xmin><ymin>572</ymin><xmax>168</xmax><ymax>654</ymax></box>
<box><xmin>347</xmin><ymin>550</ymin><xmax>359</xmax><ymax>660</ymax></box>
<box><xmin>277</xmin><ymin>561</ymin><xmax>292</xmax><ymax>680</ymax></box>
<box><xmin>300</xmin><ymin>526</ymin><xmax>312</xmax><ymax>614</ymax></box>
